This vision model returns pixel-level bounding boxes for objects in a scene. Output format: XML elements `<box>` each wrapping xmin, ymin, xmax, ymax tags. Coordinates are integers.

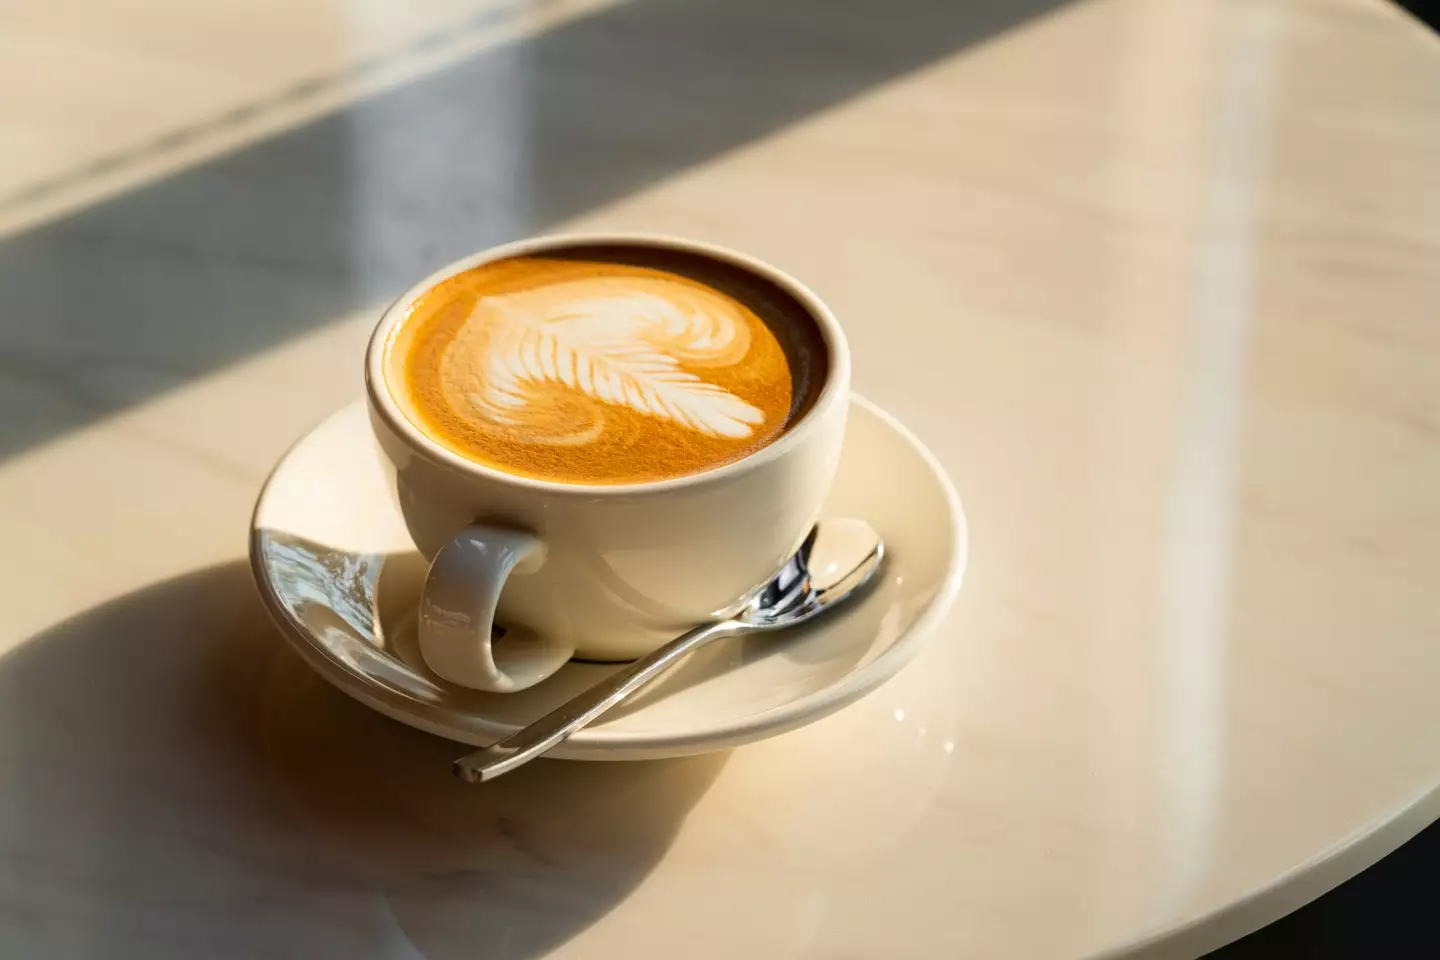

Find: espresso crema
<box><xmin>390</xmin><ymin>245</ymin><xmax>827</xmax><ymax>485</ymax></box>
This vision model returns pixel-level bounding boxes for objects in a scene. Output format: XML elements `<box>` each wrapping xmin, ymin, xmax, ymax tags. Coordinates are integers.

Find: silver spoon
<box><xmin>454</xmin><ymin>518</ymin><xmax>885</xmax><ymax>782</ymax></box>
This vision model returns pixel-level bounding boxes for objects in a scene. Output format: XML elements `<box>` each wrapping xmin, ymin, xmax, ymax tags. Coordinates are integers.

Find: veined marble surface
<box><xmin>1</xmin><ymin>0</ymin><xmax>1438</xmax><ymax>956</ymax></box>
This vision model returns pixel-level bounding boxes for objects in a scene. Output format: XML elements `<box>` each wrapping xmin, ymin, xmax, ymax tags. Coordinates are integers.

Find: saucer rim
<box><xmin>249</xmin><ymin>393</ymin><xmax>967</xmax><ymax>753</ymax></box>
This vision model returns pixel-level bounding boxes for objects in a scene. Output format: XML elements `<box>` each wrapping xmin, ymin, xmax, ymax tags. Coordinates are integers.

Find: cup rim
<box><xmin>365</xmin><ymin>232</ymin><xmax>852</xmax><ymax>497</ymax></box>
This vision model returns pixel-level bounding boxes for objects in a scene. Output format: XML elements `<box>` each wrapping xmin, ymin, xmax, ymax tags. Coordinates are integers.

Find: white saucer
<box><xmin>249</xmin><ymin>395</ymin><xmax>966</xmax><ymax>761</ymax></box>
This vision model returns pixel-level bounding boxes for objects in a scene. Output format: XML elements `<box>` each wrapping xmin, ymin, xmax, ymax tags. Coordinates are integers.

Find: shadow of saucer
<box><xmin>255</xmin><ymin>621</ymin><xmax>731</xmax><ymax>959</ymax></box>
<box><xmin>0</xmin><ymin>562</ymin><xmax>726</xmax><ymax>959</ymax></box>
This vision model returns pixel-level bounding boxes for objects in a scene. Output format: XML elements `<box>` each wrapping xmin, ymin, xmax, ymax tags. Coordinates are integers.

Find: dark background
<box><xmin>1207</xmin><ymin>820</ymin><xmax>1439</xmax><ymax>958</ymax></box>
<box><xmin>1392</xmin><ymin>0</ymin><xmax>1438</xmax><ymax>30</ymax></box>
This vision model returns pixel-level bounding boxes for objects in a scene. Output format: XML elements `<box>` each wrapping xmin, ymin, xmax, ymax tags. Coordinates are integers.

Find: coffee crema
<box><xmin>390</xmin><ymin>245</ymin><xmax>827</xmax><ymax>485</ymax></box>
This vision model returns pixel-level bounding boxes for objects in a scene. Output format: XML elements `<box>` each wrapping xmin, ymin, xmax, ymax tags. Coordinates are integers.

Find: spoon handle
<box><xmin>454</xmin><ymin>619</ymin><xmax>742</xmax><ymax>782</ymax></box>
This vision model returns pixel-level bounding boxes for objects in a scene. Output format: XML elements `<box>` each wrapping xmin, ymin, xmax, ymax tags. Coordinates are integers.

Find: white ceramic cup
<box><xmin>365</xmin><ymin>234</ymin><xmax>850</xmax><ymax>693</ymax></box>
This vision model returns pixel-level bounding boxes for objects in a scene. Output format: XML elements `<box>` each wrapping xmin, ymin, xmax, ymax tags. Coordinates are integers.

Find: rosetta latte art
<box><xmin>438</xmin><ymin>277</ymin><xmax>766</xmax><ymax>445</ymax></box>
<box><xmin>398</xmin><ymin>248</ymin><xmax>811</xmax><ymax>484</ymax></box>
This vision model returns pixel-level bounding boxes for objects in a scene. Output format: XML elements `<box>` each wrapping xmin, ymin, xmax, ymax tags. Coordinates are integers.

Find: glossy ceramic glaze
<box><xmin>251</xmin><ymin>396</ymin><xmax>964</xmax><ymax>757</ymax></box>
<box><xmin>366</xmin><ymin>233</ymin><xmax>851</xmax><ymax>680</ymax></box>
<box><xmin>3</xmin><ymin>0</ymin><xmax>1440</xmax><ymax>956</ymax></box>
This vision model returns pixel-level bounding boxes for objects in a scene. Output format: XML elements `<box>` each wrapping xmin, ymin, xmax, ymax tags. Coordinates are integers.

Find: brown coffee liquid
<box><xmin>391</xmin><ymin>245</ymin><xmax>827</xmax><ymax>485</ymax></box>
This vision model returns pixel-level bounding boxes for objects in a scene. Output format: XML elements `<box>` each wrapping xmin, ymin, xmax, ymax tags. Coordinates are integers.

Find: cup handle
<box><xmin>418</xmin><ymin>524</ymin><xmax>574</xmax><ymax>693</ymax></box>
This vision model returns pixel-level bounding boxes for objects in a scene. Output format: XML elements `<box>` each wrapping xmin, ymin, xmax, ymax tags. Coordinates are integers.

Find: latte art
<box><xmin>442</xmin><ymin>278</ymin><xmax>765</xmax><ymax>446</ymax></box>
<box><xmin>392</xmin><ymin>246</ymin><xmax>827</xmax><ymax>485</ymax></box>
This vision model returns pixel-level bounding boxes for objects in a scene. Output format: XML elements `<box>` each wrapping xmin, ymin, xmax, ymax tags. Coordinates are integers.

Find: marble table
<box><xmin>2</xmin><ymin>0</ymin><xmax>1438</xmax><ymax>956</ymax></box>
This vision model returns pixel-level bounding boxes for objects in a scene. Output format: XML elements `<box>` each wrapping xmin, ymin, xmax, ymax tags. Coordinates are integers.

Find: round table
<box><xmin>1</xmin><ymin>0</ymin><xmax>1437</xmax><ymax>956</ymax></box>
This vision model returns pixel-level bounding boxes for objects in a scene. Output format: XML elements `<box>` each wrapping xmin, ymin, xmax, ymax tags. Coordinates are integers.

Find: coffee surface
<box><xmin>392</xmin><ymin>246</ymin><xmax>825</xmax><ymax>484</ymax></box>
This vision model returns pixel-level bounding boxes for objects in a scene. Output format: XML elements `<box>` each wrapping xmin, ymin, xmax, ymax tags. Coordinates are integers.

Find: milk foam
<box><xmin>437</xmin><ymin>276</ymin><xmax>766</xmax><ymax>446</ymax></box>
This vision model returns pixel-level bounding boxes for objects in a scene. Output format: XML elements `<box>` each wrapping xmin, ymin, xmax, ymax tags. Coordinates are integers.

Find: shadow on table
<box><xmin>0</xmin><ymin>0</ymin><xmax>1077</xmax><ymax>463</ymax></box>
<box><xmin>0</xmin><ymin>563</ymin><xmax>727</xmax><ymax>958</ymax></box>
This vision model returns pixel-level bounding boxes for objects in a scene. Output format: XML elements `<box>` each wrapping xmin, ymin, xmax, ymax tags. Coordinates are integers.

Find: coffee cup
<box><xmin>365</xmin><ymin>234</ymin><xmax>849</xmax><ymax>692</ymax></box>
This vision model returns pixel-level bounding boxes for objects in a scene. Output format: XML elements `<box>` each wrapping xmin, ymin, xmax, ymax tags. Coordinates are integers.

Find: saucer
<box><xmin>249</xmin><ymin>395</ymin><xmax>966</xmax><ymax>761</ymax></box>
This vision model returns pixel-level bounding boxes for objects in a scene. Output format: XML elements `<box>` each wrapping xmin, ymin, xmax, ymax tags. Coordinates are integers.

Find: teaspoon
<box><xmin>454</xmin><ymin>518</ymin><xmax>885</xmax><ymax>782</ymax></box>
